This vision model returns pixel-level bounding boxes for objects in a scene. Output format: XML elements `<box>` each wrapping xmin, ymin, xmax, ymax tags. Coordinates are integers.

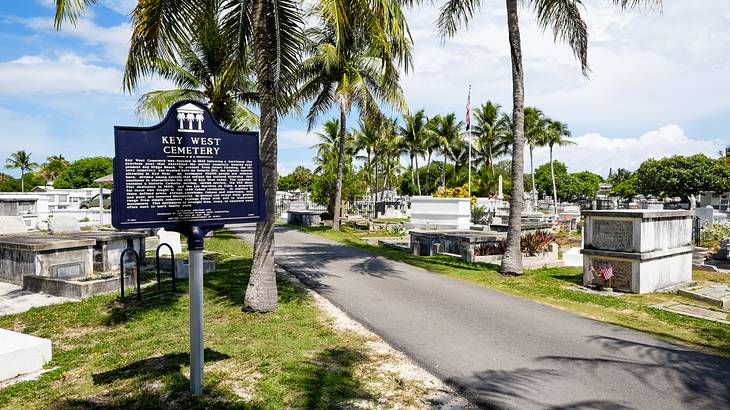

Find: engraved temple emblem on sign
<box><xmin>177</xmin><ymin>103</ymin><xmax>205</xmax><ymax>133</ymax></box>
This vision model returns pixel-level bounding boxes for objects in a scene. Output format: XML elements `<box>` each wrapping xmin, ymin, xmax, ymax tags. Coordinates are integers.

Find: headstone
<box><xmin>0</xmin><ymin>216</ymin><xmax>28</xmax><ymax>235</ymax></box>
<box><xmin>695</xmin><ymin>206</ymin><xmax>715</xmax><ymax>228</ymax></box>
<box><xmin>156</xmin><ymin>228</ymin><xmax>182</xmax><ymax>256</ymax></box>
<box><xmin>48</xmin><ymin>215</ymin><xmax>81</xmax><ymax>234</ymax></box>
<box><xmin>581</xmin><ymin>210</ymin><xmax>692</xmax><ymax>293</ymax></box>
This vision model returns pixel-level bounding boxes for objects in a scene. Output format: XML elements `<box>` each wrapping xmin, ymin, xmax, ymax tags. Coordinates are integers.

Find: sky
<box><xmin>0</xmin><ymin>0</ymin><xmax>728</xmax><ymax>179</ymax></box>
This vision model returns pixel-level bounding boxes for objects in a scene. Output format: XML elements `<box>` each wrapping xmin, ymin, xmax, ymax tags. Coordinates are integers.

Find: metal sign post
<box><xmin>187</xmin><ymin>226</ymin><xmax>206</xmax><ymax>395</ymax></box>
<box><xmin>111</xmin><ymin>100</ymin><xmax>265</xmax><ymax>396</ymax></box>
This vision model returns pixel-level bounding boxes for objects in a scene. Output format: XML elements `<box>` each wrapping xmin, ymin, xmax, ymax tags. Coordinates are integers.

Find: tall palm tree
<box><xmin>433</xmin><ymin>113</ymin><xmax>464</xmax><ymax>187</ymax></box>
<box><xmin>437</xmin><ymin>0</ymin><xmax>661</xmax><ymax>275</ymax></box>
<box><xmin>545</xmin><ymin>119</ymin><xmax>574</xmax><ymax>214</ymax></box>
<box><xmin>134</xmin><ymin>6</ymin><xmax>258</xmax><ymax>130</ymax></box>
<box><xmin>353</xmin><ymin>117</ymin><xmax>379</xmax><ymax>201</ymax></box>
<box><xmin>40</xmin><ymin>154</ymin><xmax>70</xmax><ymax>183</ymax></box>
<box><xmin>524</xmin><ymin>106</ymin><xmax>548</xmax><ymax>206</ymax></box>
<box><xmin>311</xmin><ymin>120</ymin><xmax>343</xmax><ymax>173</ymax></box>
<box><xmin>422</xmin><ymin>120</ymin><xmax>441</xmax><ymax>195</ymax></box>
<box><xmin>53</xmin><ymin>0</ymin><xmax>304</xmax><ymax>313</ymax></box>
<box><xmin>375</xmin><ymin>118</ymin><xmax>403</xmax><ymax>198</ymax></box>
<box><xmin>472</xmin><ymin>101</ymin><xmax>511</xmax><ymax>183</ymax></box>
<box><xmin>297</xmin><ymin>1</ymin><xmax>410</xmax><ymax>230</ymax></box>
<box><xmin>5</xmin><ymin>151</ymin><xmax>38</xmax><ymax>192</ymax></box>
<box><xmin>399</xmin><ymin>110</ymin><xmax>434</xmax><ymax>195</ymax></box>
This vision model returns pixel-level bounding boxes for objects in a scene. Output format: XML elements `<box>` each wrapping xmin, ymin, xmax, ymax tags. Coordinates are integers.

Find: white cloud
<box><xmin>0</xmin><ymin>54</ymin><xmax>122</xmax><ymax>94</ymax></box>
<box><xmin>100</xmin><ymin>0</ymin><xmax>136</xmax><ymax>15</ymax></box>
<box><xmin>21</xmin><ymin>16</ymin><xmax>131</xmax><ymax>65</ymax></box>
<box><xmin>401</xmin><ymin>1</ymin><xmax>730</xmax><ymax>133</ymax></box>
<box><xmin>278</xmin><ymin>128</ymin><xmax>320</xmax><ymax>150</ymax></box>
<box><xmin>530</xmin><ymin>125</ymin><xmax>726</xmax><ymax>177</ymax></box>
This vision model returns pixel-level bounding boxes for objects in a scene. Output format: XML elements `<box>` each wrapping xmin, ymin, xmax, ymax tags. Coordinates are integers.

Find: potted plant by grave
<box><xmin>590</xmin><ymin>262</ymin><xmax>614</xmax><ymax>292</ymax></box>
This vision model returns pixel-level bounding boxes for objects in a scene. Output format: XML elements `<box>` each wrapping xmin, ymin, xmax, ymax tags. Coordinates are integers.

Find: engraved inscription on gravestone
<box><xmin>592</xmin><ymin>219</ymin><xmax>634</xmax><ymax>251</ymax></box>
<box><xmin>591</xmin><ymin>258</ymin><xmax>632</xmax><ymax>291</ymax></box>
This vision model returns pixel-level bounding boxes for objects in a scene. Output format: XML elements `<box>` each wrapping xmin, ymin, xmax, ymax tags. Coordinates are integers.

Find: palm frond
<box><xmin>136</xmin><ymin>89</ymin><xmax>207</xmax><ymax>122</ymax></box>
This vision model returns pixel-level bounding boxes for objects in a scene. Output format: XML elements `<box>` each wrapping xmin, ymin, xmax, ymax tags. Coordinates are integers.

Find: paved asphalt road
<box><xmin>232</xmin><ymin>225</ymin><xmax>730</xmax><ymax>409</ymax></box>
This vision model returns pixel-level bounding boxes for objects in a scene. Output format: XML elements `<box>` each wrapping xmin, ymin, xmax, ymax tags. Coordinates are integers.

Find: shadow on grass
<box><xmin>204</xmin><ymin>254</ymin><xmax>309</xmax><ymax>308</ymax></box>
<box><xmin>50</xmin><ymin>346</ymin><xmax>370</xmax><ymax>410</ymax></box>
<box><xmin>92</xmin><ymin>349</ymin><xmax>229</xmax><ymax>385</ymax></box>
<box><xmin>295</xmin><ymin>347</ymin><xmax>372</xmax><ymax>409</ymax></box>
<box><xmin>102</xmin><ymin>277</ymin><xmax>186</xmax><ymax>326</ymax></box>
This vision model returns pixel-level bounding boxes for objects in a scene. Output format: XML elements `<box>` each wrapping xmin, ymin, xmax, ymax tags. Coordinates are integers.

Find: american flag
<box><xmin>465</xmin><ymin>87</ymin><xmax>471</xmax><ymax>131</ymax></box>
<box><xmin>592</xmin><ymin>263</ymin><xmax>614</xmax><ymax>282</ymax></box>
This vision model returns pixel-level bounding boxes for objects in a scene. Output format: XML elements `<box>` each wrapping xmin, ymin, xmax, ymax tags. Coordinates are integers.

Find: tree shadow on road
<box><xmin>537</xmin><ymin>335</ymin><xmax>730</xmax><ymax>408</ymax></box>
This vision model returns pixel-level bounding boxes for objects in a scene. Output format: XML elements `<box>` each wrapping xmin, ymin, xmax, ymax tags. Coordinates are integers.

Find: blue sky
<box><xmin>0</xmin><ymin>0</ymin><xmax>728</xmax><ymax>178</ymax></box>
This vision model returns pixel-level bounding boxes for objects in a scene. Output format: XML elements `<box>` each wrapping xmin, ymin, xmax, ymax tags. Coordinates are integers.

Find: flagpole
<box><xmin>467</xmin><ymin>84</ymin><xmax>472</xmax><ymax>197</ymax></box>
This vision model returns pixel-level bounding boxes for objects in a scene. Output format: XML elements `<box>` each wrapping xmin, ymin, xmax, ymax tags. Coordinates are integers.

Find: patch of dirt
<box><xmin>279</xmin><ymin>266</ymin><xmax>476</xmax><ymax>409</ymax></box>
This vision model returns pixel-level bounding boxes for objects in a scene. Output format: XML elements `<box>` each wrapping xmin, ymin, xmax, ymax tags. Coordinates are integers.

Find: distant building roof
<box><xmin>94</xmin><ymin>174</ymin><xmax>114</xmax><ymax>184</ymax></box>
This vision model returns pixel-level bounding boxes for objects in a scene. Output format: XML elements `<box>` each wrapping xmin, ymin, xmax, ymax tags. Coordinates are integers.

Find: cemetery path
<box><xmin>231</xmin><ymin>225</ymin><xmax>730</xmax><ymax>409</ymax></box>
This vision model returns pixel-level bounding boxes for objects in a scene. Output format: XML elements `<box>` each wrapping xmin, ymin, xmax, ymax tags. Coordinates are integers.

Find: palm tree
<box><xmin>5</xmin><ymin>151</ymin><xmax>38</xmax><ymax>192</ymax></box>
<box><xmin>422</xmin><ymin>120</ymin><xmax>442</xmax><ymax>195</ymax></box>
<box><xmin>40</xmin><ymin>154</ymin><xmax>69</xmax><ymax>183</ymax></box>
<box><xmin>353</xmin><ymin>116</ymin><xmax>386</xmax><ymax>208</ymax></box>
<box><xmin>54</xmin><ymin>0</ymin><xmax>304</xmax><ymax>313</ymax></box>
<box><xmin>399</xmin><ymin>110</ymin><xmax>434</xmax><ymax>195</ymax></box>
<box><xmin>472</xmin><ymin>101</ymin><xmax>511</xmax><ymax>187</ymax></box>
<box><xmin>437</xmin><ymin>0</ymin><xmax>660</xmax><ymax>275</ymax></box>
<box><xmin>297</xmin><ymin>0</ymin><xmax>411</xmax><ymax>230</ymax></box>
<box><xmin>524</xmin><ymin>107</ymin><xmax>549</xmax><ymax>206</ymax></box>
<box><xmin>433</xmin><ymin>113</ymin><xmax>464</xmax><ymax>187</ymax></box>
<box><xmin>545</xmin><ymin>119</ymin><xmax>575</xmax><ymax>214</ymax></box>
<box><xmin>311</xmin><ymin>120</ymin><xmax>343</xmax><ymax>173</ymax></box>
<box><xmin>134</xmin><ymin>5</ymin><xmax>258</xmax><ymax>130</ymax></box>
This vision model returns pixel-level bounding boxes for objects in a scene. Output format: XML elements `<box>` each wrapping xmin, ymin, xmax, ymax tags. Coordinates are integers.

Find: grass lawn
<box><xmin>293</xmin><ymin>225</ymin><xmax>730</xmax><ymax>357</ymax></box>
<box><xmin>0</xmin><ymin>230</ymin><xmax>431</xmax><ymax>409</ymax></box>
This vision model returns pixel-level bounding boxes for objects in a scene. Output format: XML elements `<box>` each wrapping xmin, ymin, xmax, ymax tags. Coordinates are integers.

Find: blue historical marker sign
<box><xmin>112</xmin><ymin>100</ymin><xmax>265</xmax><ymax>230</ymax></box>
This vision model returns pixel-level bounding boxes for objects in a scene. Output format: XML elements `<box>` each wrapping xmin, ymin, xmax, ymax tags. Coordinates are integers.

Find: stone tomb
<box><xmin>409</xmin><ymin>229</ymin><xmax>504</xmax><ymax>259</ymax></box>
<box><xmin>64</xmin><ymin>231</ymin><xmax>147</xmax><ymax>273</ymax></box>
<box><xmin>580</xmin><ymin>210</ymin><xmax>692</xmax><ymax>293</ymax></box>
<box><xmin>0</xmin><ymin>235</ymin><xmax>94</xmax><ymax>285</ymax></box>
<box><xmin>287</xmin><ymin>210</ymin><xmax>322</xmax><ymax>227</ymax></box>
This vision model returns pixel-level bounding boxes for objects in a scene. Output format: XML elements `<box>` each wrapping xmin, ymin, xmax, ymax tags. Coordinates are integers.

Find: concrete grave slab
<box><xmin>653</xmin><ymin>301</ymin><xmax>730</xmax><ymax>325</ymax></box>
<box><xmin>48</xmin><ymin>215</ymin><xmax>81</xmax><ymax>234</ymax></box>
<box><xmin>0</xmin><ymin>328</ymin><xmax>52</xmax><ymax>383</ymax></box>
<box><xmin>678</xmin><ymin>284</ymin><xmax>730</xmax><ymax>310</ymax></box>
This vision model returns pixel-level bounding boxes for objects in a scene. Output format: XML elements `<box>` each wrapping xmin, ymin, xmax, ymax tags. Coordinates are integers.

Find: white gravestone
<box><xmin>48</xmin><ymin>216</ymin><xmax>81</xmax><ymax>234</ymax></box>
<box><xmin>156</xmin><ymin>229</ymin><xmax>182</xmax><ymax>256</ymax></box>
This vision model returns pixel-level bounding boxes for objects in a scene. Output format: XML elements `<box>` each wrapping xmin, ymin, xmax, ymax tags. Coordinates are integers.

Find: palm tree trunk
<box><xmin>425</xmin><ymin>151</ymin><xmax>432</xmax><ymax>194</ymax></box>
<box><xmin>332</xmin><ymin>103</ymin><xmax>347</xmax><ymax>230</ymax></box>
<box><xmin>20</xmin><ymin>168</ymin><xmax>25</xmax><ymax>193</ymax></box>
<box><xmin>415</xmin><ymin>155</ymin><xmax>421</xmax><ymax>195</ymax></box>
<box><xmin>410</xmin><ymin>154</ymin><xmax>415</xmax><ymax>194</ymax></box>
<box><xmin>373</xmin><ymin>161</ymin><xmax>379</xmax><ymax>217</ymax></box>
<box><xmin>530</xmin><ymin>145</ymin><xmax>536</xmax><ymax>206</ymax></box>
<box><xmin>501</xmin><ymin>0</ymin><xmax>525</xmax><ymax>276</ymax></box>
<box><xmin>550</xmin><ymin>145</ymin><xmax>558</xmax><ymax>215</ymax></box>
<box><xmin>245</xmin><ymin>0</ymin><xmax>278</xmax><ymax>312</ymax></box>
<box><xmin>489</xmin><ymin>145</ymin><xmax>495</xmax><ymax>178</ymax></box>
